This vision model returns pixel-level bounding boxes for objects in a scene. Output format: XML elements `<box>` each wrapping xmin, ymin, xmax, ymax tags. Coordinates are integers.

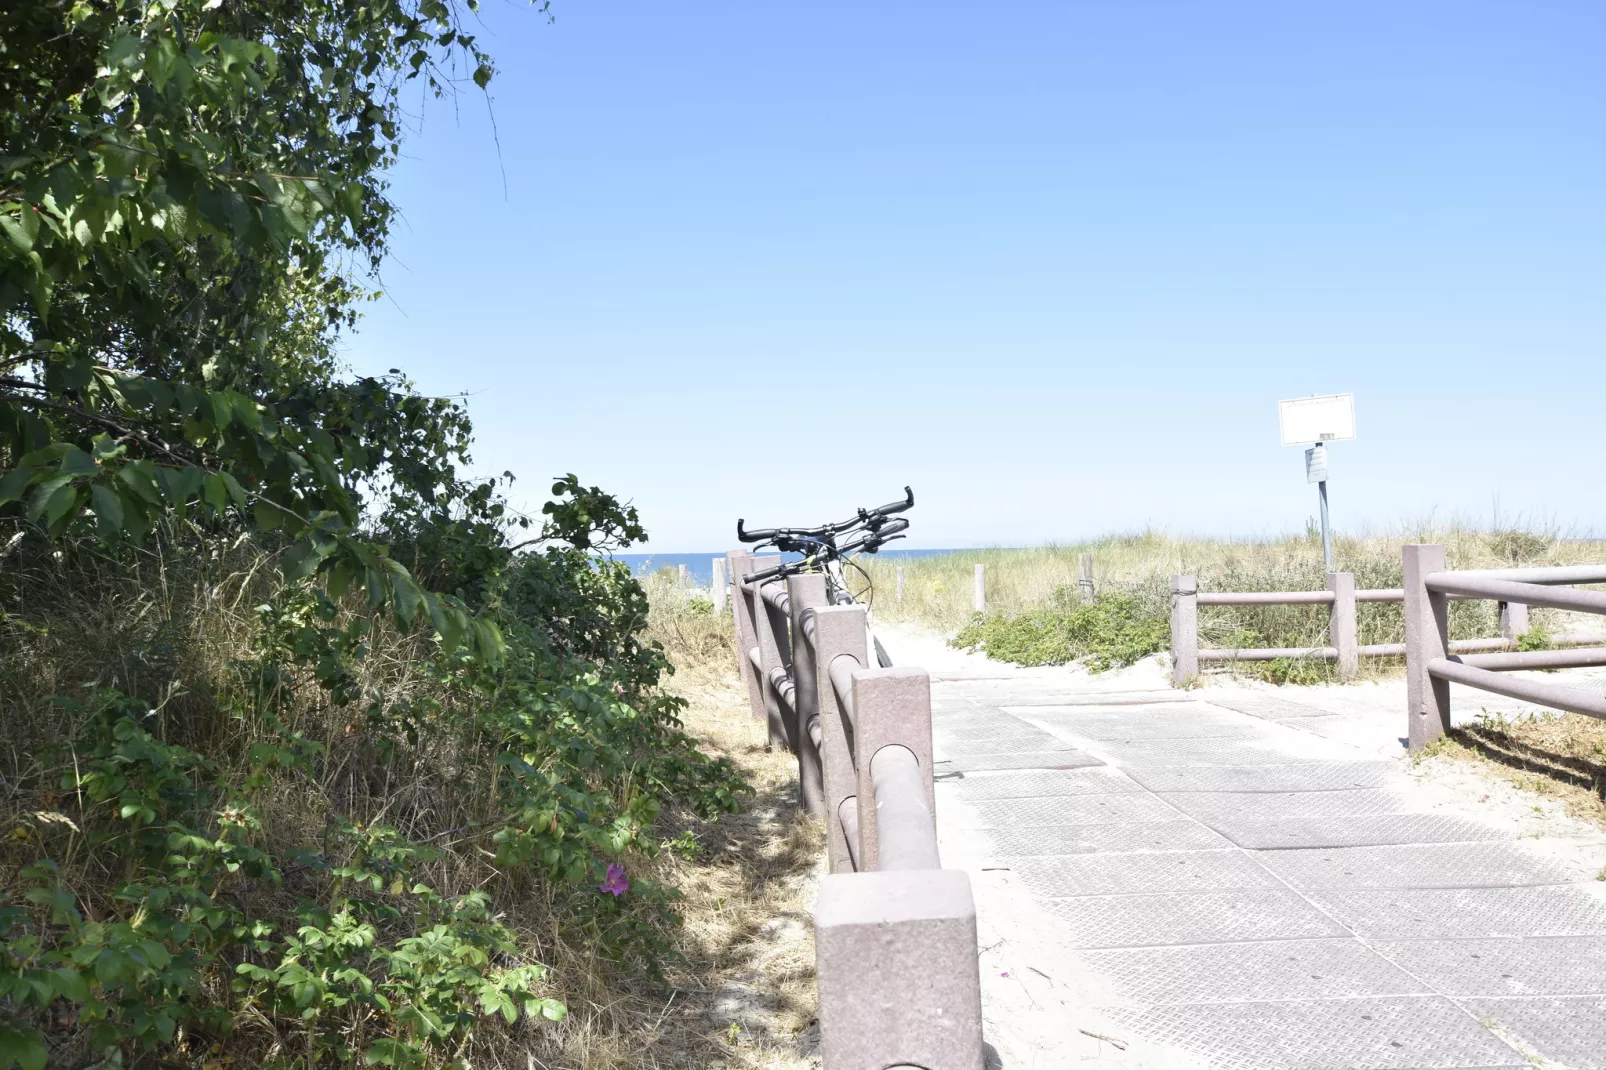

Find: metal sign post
<box><xmin>1279</xmin><ymin>394</ymin><xmax>1355</xmax><ymax>573</ymax></box>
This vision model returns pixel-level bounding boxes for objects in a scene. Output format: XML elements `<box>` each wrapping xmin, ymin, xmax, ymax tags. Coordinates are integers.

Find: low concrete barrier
<box><xmin>721</xmin><ymin>549</ymin><xmax>985</xmax><ymax>1069</ymax></box>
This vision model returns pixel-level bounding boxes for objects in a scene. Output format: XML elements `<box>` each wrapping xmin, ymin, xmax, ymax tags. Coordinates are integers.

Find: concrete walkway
<box><xmin>881</xmin><ymin>625</ymin><xmax>1606</xmax><ymax>1070</ymax></box>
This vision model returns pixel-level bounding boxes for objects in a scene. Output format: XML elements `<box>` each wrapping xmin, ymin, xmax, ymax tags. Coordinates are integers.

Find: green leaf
<box><xmin>202</xmin><ymin>473</ymin><xmax>229</xmax><ymax>515</ymax></box>
<box><xmin>89</xmin><ymin>483</ymin><xmax>124</xmax><ymax>539</ymax></box>
<box><xmin>0</xmin><ymin>467</ymin><xmax>37</xmax><ymax>505</ymax></box>
<box><xmin>0</xmin><ymin>1025</ymin><xmax>48</xmax><ymax>1070</ymax></box>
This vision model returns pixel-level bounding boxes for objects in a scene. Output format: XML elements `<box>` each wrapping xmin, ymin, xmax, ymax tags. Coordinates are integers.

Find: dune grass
<box><xmin>857</xmin><ymin>524</ymin><xmax>1606</xmax><ymax>683</ymax></box>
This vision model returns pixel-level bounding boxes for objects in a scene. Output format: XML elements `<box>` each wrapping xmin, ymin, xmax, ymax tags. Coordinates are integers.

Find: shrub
<box><xmin>951</xmin><ymin>589</ymin><xmax>1169</xmax><ymax>672</ymax></box>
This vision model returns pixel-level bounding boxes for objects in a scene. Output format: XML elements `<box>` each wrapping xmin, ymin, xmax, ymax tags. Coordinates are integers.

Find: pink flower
<box><xmin>600</xmin><ymin>863</ymin><xmax>629</xmax><ymax>896</ymax></box>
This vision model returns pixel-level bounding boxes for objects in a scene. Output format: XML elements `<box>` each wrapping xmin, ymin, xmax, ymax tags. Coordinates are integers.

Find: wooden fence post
<box><xmin>1403</xmin><ymin>544</ymin><xmax>1452</xmax><ymax>751</ymax></box>
<box><xmin>711</xmin><ymin>557</ymin><xmax>727</xmax><ymax>614</ymax></box>
<box><xmin>1499</xmin><ymin>600</ymin><xmax>1530</xmax><ymax>641</ymax></box>
<box><xmin>896</xmin><ymin>565</ymin><xmax>905</xmax><ymax>603</ymax></box>
<box><xmin>1329</xmin><ymin>571</ymin><xmax>1358</xmax><ymax>681</ymax></box>
<box><xmin>972</xmin><ymin>564</ymin><xmax>985</xmax><ymax>615</ymax></box>
<box><xmin>1079</xmin><ymin>552</ymin><xmax>1095</xmax><ymax>602</ymax></box>
<box><xmin>1170</xmin><ymin>574</ymin><xmax>1198</xmax><ymax>685</ymax></box>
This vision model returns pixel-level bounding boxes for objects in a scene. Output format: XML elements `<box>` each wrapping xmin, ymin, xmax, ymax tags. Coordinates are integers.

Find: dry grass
<box><xmin>1421</xmin><ymin>711</ymin><xmax>1606</xmax><ymax>833</ymax></box>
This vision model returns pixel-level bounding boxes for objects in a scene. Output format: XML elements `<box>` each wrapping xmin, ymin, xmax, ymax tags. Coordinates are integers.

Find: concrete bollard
<box><xmin>727</xmin><ymin>551</ymin><xmax>766</xmax><ymax>723</ymax></box>
<box><xmin>896</xmin><ymin>565</ymin><xmax>905</xmax><ymax>603</ymax></box>
<box><xmin>1328</xmin><ymin>571</ymin><xmax>1358</xmax><ymax>681</ymax></box>
<box><xmin>1170</xmin><ymin>574</ymin><xmax>1198</xmax><ymax>685</ymax></box>
<box><xmin>812</xmin><ymin>605</ymin><xmax>869</xmax><ymax>873</ymax></box>
<box><xmin>787</xmin><ymin>573</ymin><xmax>829</xmax><ymax>817</ymax></box>
<box><xmin>1403</xmin><ymin>544</ymin><xmax>1452</xmax><ymax>751</ymax></box>
<box><xmin>711</xmin><ymin>557</ymin><xmax>727</xmax><ymax>614</ymax></box>
<box><xmin>1079</xmin><ymin>552</ymin><xmax>1095</xmax><ymax>602</ymax></box>
<box><xmin>815</xmin><ymin>869</ymin><xmax>985</xmax><ymax>1070</ymax></box>
<box><xmin>850</xmin><ymin>668</ymin><xmax>936</xmax><ymax>873</ymax></box>
<box><xmin>972</xmin><ymin>563</ymin><xmax>985</xmax><ymax>614</ymax></box>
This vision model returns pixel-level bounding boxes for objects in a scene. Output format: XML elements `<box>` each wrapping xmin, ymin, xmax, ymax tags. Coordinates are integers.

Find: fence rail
<box><xmin>722</xmin><ymin>550</ymin><xmax>984</xmax><ymax>1069</ymax></box>
<box><xmin>1404</xmin><ymin>545</ymin><xmax>1606</xmax><ymax>749</ymax></box>
<box><xmin>1170</xmin><ymin>567</ymin><xmax>1606</xmax><ymax>686</ymax></box>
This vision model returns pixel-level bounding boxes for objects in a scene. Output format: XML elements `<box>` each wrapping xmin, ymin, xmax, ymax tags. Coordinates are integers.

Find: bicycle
<box><xmin>735</xmin><ymin>486</ymin><xmax>914</xmax><ymax>667</ymax></box>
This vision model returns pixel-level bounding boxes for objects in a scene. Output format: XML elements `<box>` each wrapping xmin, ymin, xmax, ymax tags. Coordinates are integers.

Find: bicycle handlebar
<box><xmin>739</xmin><ymin>517</ymin><xmax>911</xmax><ymax>585</ymax></box>
<box><xmin>736</xmin><ymin>486</ymin><xmax>914</xmax><ymax>544</ymax></box>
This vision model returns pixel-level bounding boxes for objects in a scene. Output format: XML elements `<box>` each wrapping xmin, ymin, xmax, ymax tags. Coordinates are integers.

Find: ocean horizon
<box><xmin>609</xmin><ymin>547</ymin><xmax>980</xmax><ymax>587</ymax></box>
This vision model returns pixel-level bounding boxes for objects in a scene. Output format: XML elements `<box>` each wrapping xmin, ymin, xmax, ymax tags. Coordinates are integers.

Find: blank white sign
<box><xmin>1279</xmin><ymin>394</ymin><xmax>1355</xmax><ymax>446</ymax></box>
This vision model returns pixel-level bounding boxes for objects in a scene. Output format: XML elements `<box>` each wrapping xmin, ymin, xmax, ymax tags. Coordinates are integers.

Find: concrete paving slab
<box><xmin>932</xmin><ymin>721</ymin><xmax>1055</xmax><ymax>742</ymax></box>
<box><xmin>1257</xmin><ymin>842</ymin><xmax>1584</xmax><ymax>890</ymax></box>
<box><xmin>944</xmin><ymin>767</ymin><xmax>1144</xmax><ymax>801</ymax></box>
<box><xmin>1121</xmin><ymin>760</ymin><xmax>1405</xmax><ymax>793</ymax></box>
<box><xmin>1081</xmin><ymin>939</ymin><xmax>1424</xmax><ymax>1003</ymax></box>
<box><xmin>1307</xmin><ymin>885</ymin><xmax>1606</xmax><ymax>939</ymax></box>
<box><xmin>1038</xmin><ymin>889</ymin><xmax>1347</xmax><ymax>948</ymax></box>
<box><xmin>1095</xmin><ymin>736</ymin><xmax>1347</xmax><ymax>766</ymax></box>
<box><xmin>1213</xmin><ymin>813</ymin><xmax>1507</xmax><ymax>850</ymax></box>
<box><xmin>1160</xmin><ymin>787</ymin><xmax>1419</xmax><ymax>823</ymax></box>
<box><xmin>955</xmin><ymin>793</ymin><xmax>1183</xmax><ymax>829</ymax></box>
<box><xmin>936</xmin><ymin>733</ymin><xmax>1080</xmax><ymax>757</ymax></box>
<box><xmin>1460</xmin><ymin>996</ymin><xmax>1606</xmax><ymax>1068</ymax></box>
<box><xmin>1202</xmin><ymin>693</ymin><xmax>1346</xmax><ymax>720</ymax></box>
<box><xmin>981</xmin><ymin>820</ymin><xmax>1232</xmax><ymax>857</ymax></box>
<box><xmin>935</xmin><ymin>750</ymin><xmax>1104</xmax><ymax>773</ymax></box>
<box><xmin>1104</xmin><ymin>997</ymin><xmax>1527</xmax><ymax>1069</ymax></box>
<box><xmin>1034</xmin><ymin>718</ymin><xmax>1276</xmax><ymax>742</ymax></box>
<box><xmin>1373</xmin><ymin>937</ymin><xmax>1606</xmax><ymax>998</ymax></box>
<box><xmin>1010</xmin><ymin>850</ymin><xmax>1279</xmax><ymax>896</ymax></box>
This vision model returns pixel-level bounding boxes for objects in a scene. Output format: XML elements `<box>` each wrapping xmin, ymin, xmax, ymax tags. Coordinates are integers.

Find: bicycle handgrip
<box><xmin>742</xmin><ymin>562</ymin><xmax>788</xmax><ymax>584</ymax></box>
<box><xmin>868</xmin><ymin>486</ymin><xmax>914</xmax><ymax>517</ymax></box>
<box><xmin>737</xmin><ymin>519</ymin><xmax>779</xmax><ymax>543</ymax></box>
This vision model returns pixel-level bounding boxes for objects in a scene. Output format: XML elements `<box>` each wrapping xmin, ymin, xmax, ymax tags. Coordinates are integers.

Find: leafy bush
<box><xmin>952</xmin><ymin>589</ymin><xmax>1169</xmax><ymax>672</ymax></box>
<box><xmin>0</xmin><ymin>1</ymin><xmax>751</xmax><ymax>1066</ymax></box>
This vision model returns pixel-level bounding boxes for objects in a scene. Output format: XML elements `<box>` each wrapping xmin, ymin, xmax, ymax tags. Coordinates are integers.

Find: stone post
<box><xmin>1170</xmin><ymin>574</ymin><xmax>1198</xmax><ymax>686</ymax></box>
<box><xmin>812</xmin><ymin>605</ymin><xmax>868</xmax><ymax>873</ymax></box>
<box><xmin>751</xmin><ymin>574</ymin><xmax>793</xmax><ymax>751</ymax></box>
<box><xmin>815</xmin><ymin>870</ymin><xmax>985</xmax><ymax>1070</ymax></box>
<box><xmin>851</xmin><ymin>668</ymin><xmax>935</xmax><ymax>873</ymax></box>
<box><xmin>1403</xmin><ymin>544</ymin><xmax>1452</xmax><ymax>751</ymax></box>
<box><xmin>727</xmin><ymin>551</ymin><xmax>765</xmax><ymax>723</ymax></box>
<box><xmin>787</xmin><ymin>573</ymin><xmax>829</xmax><ymax>816</ymax></box>
<box><xmin>1329</xmin><ymin>571</ymin><xmax>1358</xmax><ymax>681</ymax></box>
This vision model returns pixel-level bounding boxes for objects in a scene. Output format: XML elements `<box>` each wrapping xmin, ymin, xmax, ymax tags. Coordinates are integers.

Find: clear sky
<box><xmin>345</xmin><ymin>1</ymin><xmax>1605</xmax><ymax>551</ymax></box>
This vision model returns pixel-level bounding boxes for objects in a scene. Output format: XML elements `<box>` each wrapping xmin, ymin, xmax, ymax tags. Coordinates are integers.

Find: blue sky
<box><xmin>345</xmin><ymin>1</ymin><xmax>1605</xmax><ymax>551</ymax></box>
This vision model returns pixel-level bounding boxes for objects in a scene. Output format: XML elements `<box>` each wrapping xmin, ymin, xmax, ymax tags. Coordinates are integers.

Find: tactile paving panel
<box><xmin>1459</xmin><ymin>996</ymin><xmax>1606</xmax><ymax>1069</ymax></box>
<box><xmin>1160</xmin><ymin>788</ymin><xmax>1418</xmax><ymax>824</ymax></box>
<box><xmin>1211</xmin><ymin>813</ymin><xmax>1506</xmax><ymax>850</ymax></box>
<box><xmin>1038</xmin><ymin>889</ymin><xmax>1347</xmax><ymax>948</ymax></box>
<box><xmin>943</xmin><ymin>767</ymin><xmax>1142</xmax><ymax>801</ymax></box>
<box><xmin>1122</xmin><ymin>761</ymin><xmax>1405</xmax><ymax>794</ymax></box>
<box><xmin>935</xmin><ymin>733</ymin><xmax>1073</xmax><ymax>757</ymax></box>
<box><xmin>979</xmin><ymin>819</ymin><xmax>1231</xmax><ymax>857</ymax></box>
<box><xmin>1011</xmin><ymin>850</ymin><xmax>1278</xmax><ymax>896</ymax></box>
<box><xmin>1081</xmin><ymin>938</ymin><xmax>1423</xmax><ymax>1003</ymax></box>
<box><xmin>936</xmin><ymin>750</ymin><xmax>1104</xmax><ymax>773</ymax></box>
<box><xmin>1201</xmin><ymin>693</ymin><xmax>1341</xmax><ymax>720</ymax></box>
<box><xmin>1307</xmin><ymin>885</ymin><xmax>1606</xmax><ymax>940</ymax></box>
<box><xmin>1257</xmin><ymin>842</ymin><xmax>1583</xmax><ymax>891</ymax></box>
<box><xmin>956</xmin><ymin>792</ymin><xmax>1181</xmax><ymax>829</ymax></box>
<box><xmin>1373</xmin><ymin>937</ymin><xmax>1606</xmax><ymax>998</ymax></box>
<box><xmin>1103</xmin><ymin>996</ymin><xmax>1527</xmax><ymax>1070</ymax></box>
